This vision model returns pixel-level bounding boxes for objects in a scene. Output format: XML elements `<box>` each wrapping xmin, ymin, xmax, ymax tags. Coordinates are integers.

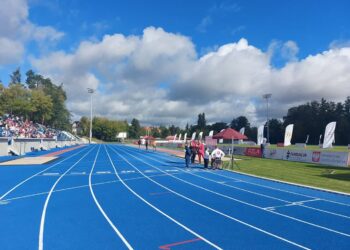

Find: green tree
<box><xmin>160</xmin><ymin>125</ymin><xmax>169</xmax><ymax>138</ymax></box>
<box><xmin>208</xmin><ymin>122</ymin><xmax>227</xmax><ymax>134</ymax></box>
<box><xmin>30</xmin><ymin>90</ymin><xmax>53</xmax><ymax>124</ymax></box>
<box><xmin>9</xmin><ymin>67</ymin><xmax>22</xmax><ymax>86</ymax></box>
<box><xmin>0</xmin><ymin>83</ymin><xmax>31</xmax><ymax>116</ymax></box>
<box><xmin>128</xmin><ymin>118</ymin><xmax>141</xmax><ymax>138</ymax></box>
<box><xmin>267</xmin><ymin>119</ymin><xmax>284</xmax><ymax>144</ymax></box>
<box><xmin>230</xmin><ymin>116</ymin><xmax>250</xmax><ymax>130</ymax></box>
<box><xmin>151</xmin><ymin>127</ymin><xmax>161</xmax><ymax>138</ymax></box>
<box><xmin>79</xmin><ymin>116</ymin><xmax>90</xmax><ymax>136</ymax></box>
<box><xmin>197</xmin><ymin>113</ymin><xmax>206</xmax><ymax>132</ymax></box>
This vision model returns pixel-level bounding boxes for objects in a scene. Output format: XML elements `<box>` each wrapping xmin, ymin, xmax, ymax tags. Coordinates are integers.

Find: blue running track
<box><xmin>1</xmin><ymin>144</ymin><xmax>350</xmax><ymax>249</ymax></box>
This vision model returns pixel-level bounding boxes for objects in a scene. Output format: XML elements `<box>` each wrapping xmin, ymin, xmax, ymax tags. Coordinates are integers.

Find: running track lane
<box><xmin>114</xmin><ymin>144</ymin><xmax>350</xmax><ymax>249</ymax></box>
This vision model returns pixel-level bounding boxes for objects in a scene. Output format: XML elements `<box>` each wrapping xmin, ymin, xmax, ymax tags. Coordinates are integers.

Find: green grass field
<box><xmin>223</xmin><ymin>156</ymin><xmax>350</xmax><ymax>194</ymax></box>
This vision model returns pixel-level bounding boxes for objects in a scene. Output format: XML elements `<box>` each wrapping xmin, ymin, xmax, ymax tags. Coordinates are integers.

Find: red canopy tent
<box><xmin>212</xmin><ymin>128</ymin><xmax>247</xmax><ymax>140</ymax></box>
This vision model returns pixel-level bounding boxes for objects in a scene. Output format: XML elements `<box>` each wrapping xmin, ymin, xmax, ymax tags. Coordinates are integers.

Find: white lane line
<box><xmin>38</xmin><ymin>145</ymin><xmax>96</xmax><ymax>250</ymax></box>
<box><xmin>42</xmin><ymin>173</ymin><xmax>60</xmax><ymax>176</ymax></box>
<box><xmin>119</xmin><ymin>146</ymin><xmax>350</xmax><ymax>239</ymax></box>
<box><xmin>206</xmin><ymin>170</ymin><xmax>350</xmax><ymax>208</ymax></box>
<box><xmin>2</xmin><ymin>173</ymin><xmax>184</xmax><ymax>203</ymax></box>
<box><xmin>110</xmin><ymin>146</ymin><xmax>308</xmax><ymax>250</ymax></box>
<box><xmin>0</xmin><ymin>146</ymin><xmax>90</xmax><ymax>201</ymax></box>
<box><xmin>135</xmin><ymin>148</ymin><xmax>350</xmax><ymax>212</ymax></box>
<box><xmin>70</xmin><ymin>172</ymin><xmax>86</xmax><ymax>175</ymax></box>
<box><xmin>96</xmin><ymin>171</ymin><xmax>111</xmax><ymax>174</ymax></box>
<box><xmin>104</xmin><ymin>145</ymin><xmax>222</xmax><ymax>250</ymax></box>
<box><xmin>120</xmin><ymin>170</ymin><xmax>135</xmax><ymax>174</ymax></box>
<box><xmin>125</xmin><ymin>148</ymin><xmax>292</xmax><ymax>204</ymax></box>
<box><xmin>89</xmin><ymin>145</ymin><xmax>133</xmax><ymax>249</ymax></box>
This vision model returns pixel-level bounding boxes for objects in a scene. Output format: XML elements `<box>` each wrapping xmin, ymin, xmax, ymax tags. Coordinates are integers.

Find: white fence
<box><xmin>0</xmin><ymin>137</ymin><xmax>84</xmax><ymax>156</ymax></box>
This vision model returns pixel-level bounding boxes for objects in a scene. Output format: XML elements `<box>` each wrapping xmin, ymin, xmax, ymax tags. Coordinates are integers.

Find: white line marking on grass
<box><xmin>110</xmin><ymin>146</ymin><xmax>309</xmax><ymax>250</ymax></box>
<box><xmin>119</xmin><ymin>146</ymin><xmax>350</xmax><ymax>239</ymax></box>
<box><xmin>0</xmin><ymin>146</ymin><xmax>90</xmax><ymax>201</ymax></box>
<box><xmin>104</xmin><ymin>145</ymin><xmax>222</xmax><ymax>250</ymax></box>
<box><xmin>88</xmin><ymin>145</ymin><xmax>133</xmax><ymax>249</ymax></box>
<box><xmin>38</xmin><ymin>145</ymin><xmax>96</xmax><ymax>250</ymax></box>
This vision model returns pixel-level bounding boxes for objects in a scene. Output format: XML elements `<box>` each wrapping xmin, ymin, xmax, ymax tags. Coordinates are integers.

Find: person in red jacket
<box><xmin>197</xmin><ymin>140</ymin><xmax>205</xmax><ymax>164</ymax></box>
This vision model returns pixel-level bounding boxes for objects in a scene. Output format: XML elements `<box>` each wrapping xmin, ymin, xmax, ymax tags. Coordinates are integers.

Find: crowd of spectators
<box><xmin>0</xmin><ymin>114</ymin><xmax>58</xmax><ymax>139</ymax></box>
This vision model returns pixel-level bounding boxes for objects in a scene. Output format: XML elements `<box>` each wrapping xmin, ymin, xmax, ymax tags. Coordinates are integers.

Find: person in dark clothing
<box><xmin>145</xmin><ymin>140</ymin><xmax>149</xmax><ymax>150</ymax></box>
<box><xmin>184</xmin><ymin>144</ymin><xmax>191</xmax><ymax>168</ymax></box>
<box><xmin>138</xmin><ymin>139</ymin><xmax>141</xmax><ymax>148</ymax></box>
<box><xmin>190</xmin><ymin>141</ymin><xmax>197</xmax><ymax>163</ymax></box>
<box><xmin>260</xmin><ymin>143</ymin><xmax>265</xmax><ymax>158</ymax></box>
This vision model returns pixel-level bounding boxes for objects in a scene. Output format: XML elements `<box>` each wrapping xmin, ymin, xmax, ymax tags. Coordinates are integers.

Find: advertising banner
<box><xmin>323</xmin><ymin>122</ymin><xmax>336</xmax><ymax>149</ymax></box>
<box><xmin>257</xmin><ymin>125</ymin><xmax>264</xmax><ymax>145</ymax></box>
<box><xmin>282</xmin><ymin>149</ymin><xmax>349</xmax><ymax>167</ymax></box>
<box><xmin>245</xmin><ymin>147</ymin><xmax>262</xmax><ymax>157</ymax></box>
<box><xmin>283</xmin><ymin>149</ymin><xmax>312</xmax><ymax>163</ymax></box>
<box><xmin>284</xmin><ymin>124</ymin><xmax>294</xmax><ymax>146</ymax></box>
<box><xmin>317</xmin><ymin>151</ymin><xmax>349</xmax><ymax>167</ymax></box>
<box><xmin>191</xmin><ymin>132</ymin><xmax>196</xmax><ymax>141</ymax></box>
<box><xmin>198</xmin><ymin>132</ymin><xmax>203</xmax><ymax>141</ymax></box>
<box><xmin>205</xmin><ymin>136</ymin><xmax>217</xmax><ymax>146</ymax></box>
<box><xmin>264</xmin><ymin>148</ymin><xmax>284</xmax><ymax>160</ymax></box>
<box><xmin>239</xmin><ymin>127</ymin><xmax>245</xmax><ymax>135</ymax></box>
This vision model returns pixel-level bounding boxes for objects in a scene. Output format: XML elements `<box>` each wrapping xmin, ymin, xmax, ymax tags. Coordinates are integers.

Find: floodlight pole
<box><xmin>262</xmin><ymin>93</ymin><xmax>272</xmax><ymax>143</ymax></box>
<box><xmin>87</xmin><ymin>88</ymin><xmax>94</xmax><ymax>144</ymax></box>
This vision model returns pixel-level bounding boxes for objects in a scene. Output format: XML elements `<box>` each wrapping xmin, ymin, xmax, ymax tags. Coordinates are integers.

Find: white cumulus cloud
<box><xmin>30</xmin><ymin>27</ymin><xmax>350</xmax><ymax>126</ymax></box>
<box><xmin>0</xmin><ymin>0</ymin><xmax>64</xmax><ymax>66</ymax></box>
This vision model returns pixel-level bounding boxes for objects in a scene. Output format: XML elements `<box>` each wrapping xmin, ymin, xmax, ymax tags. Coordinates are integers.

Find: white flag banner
<box><xmin>173</xmin><ymin>134</ymin><xmax>177</xmax><ymax>142</ymax></box>
<box><xmin>178</xmin><ymin>134</ymin><xmax>182</xmax><ymax>141</ymax></box>
<box><xmin>257</xmin><ymin>125</ymin><xmax>264</xmax><ymax>145</ymax></box>
<box><xmin>191</xmin><ymin>132</ymin><xmax>196</xmax><ymax>141</ymax></box>
<box><xmin>198</xmin><ymin>132</ymin><xmax>203</xmax><ymax>140</ymax></box>
<box><xmin>209</xmin><ymin>130</ymin><xmax>214</xmax><ymax>137</ymax></box>
<box><xmin>323</xmin><ymin>121</ymin><xmax>336</xmax><ymax>149</ymax></box>
<box><xmin>239</xmin><ymin>127</ymin><xmax>245</xmax><ymax>135</ymax></box>
<box><xmin>183</xmin><ymin>133</ymin><xmax>187</xmax><ymax>142</ymax></box>
<box><xmin>284</xmin><ymin>124</ymin><xmax>294</xmax><ymax>146</ymax></box>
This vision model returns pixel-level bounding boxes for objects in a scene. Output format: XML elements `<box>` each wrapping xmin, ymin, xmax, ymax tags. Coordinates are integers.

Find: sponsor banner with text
<box><xmin>245</xmin><ymin>147</ymin><xmax>262</xmax><ymax>157</ymax></box>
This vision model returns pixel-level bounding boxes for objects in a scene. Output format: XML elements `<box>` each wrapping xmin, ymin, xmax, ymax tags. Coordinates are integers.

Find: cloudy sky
<box><xmin>1</xmin><ymin>0</ymin><xmax>350</xmax><ymax>127</ymax></box>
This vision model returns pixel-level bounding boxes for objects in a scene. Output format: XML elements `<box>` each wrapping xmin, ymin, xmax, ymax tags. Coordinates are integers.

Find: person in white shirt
<box><xmin>211</xmin><ymin>146</ymin><xmax>225</xmax><ymax>170</ymax></box>
<box><xmin>203</xmin><ymin>147</ymin><xmax>210</xmax><ymax>169</ymax></box>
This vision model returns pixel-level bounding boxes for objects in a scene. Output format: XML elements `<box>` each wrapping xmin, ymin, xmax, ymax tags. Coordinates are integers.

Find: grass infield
<box><xmin>223</xmin><ymin>156</ymin><xmax>350</xmax><ymax>194</ymax></box>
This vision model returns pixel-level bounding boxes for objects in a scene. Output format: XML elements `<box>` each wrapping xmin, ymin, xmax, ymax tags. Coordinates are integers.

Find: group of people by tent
<box><xmin>184</xmin><ymin>141</ymin><xmax>225</xmax><ymax>170</ymax></box>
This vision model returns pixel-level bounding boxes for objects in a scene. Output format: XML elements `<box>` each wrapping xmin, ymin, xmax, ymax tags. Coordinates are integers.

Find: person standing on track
<box><xmin>211</xmin><ymin>146</ymin><xmax>225</xmax><ymax>170</ymax></box>
<box><xmin>190</xmin><ymin>140</ymin><xmax>197</xmax><ymax>163</ymax></box>
<box><xmin>197</xmin><ymin>140</ymin><xmax>205</xmax><ymax>164</ymax></box>
<box><xmin>204</xmin><ymin>147</ymin><xmax>210</xmax><ymax>169</ymax></box>
<box><xmin>184</xmin><ymin>143</ymin><xmax>191</xmax><ymax>168</ymax></box>
<box><xmin>145</xmin><ymin>140</ymin><xmax>149</xmax><ymax>150</ymax></box>
<box><xmin>138</xmin><ymin>139</ymin><xmax>141</xmax><ymax>148</ymax></box>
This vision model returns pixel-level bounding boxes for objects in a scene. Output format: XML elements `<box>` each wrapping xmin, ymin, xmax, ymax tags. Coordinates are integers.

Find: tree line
<box><xmin>0</xmin><ymin>68</ymin><xmax>71</xmax><ymax>130</ymax></box>
<box><xmin>122</xmin><ymin>98</ymin><xmax>350</xmax><ymax>146</ymax></box>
